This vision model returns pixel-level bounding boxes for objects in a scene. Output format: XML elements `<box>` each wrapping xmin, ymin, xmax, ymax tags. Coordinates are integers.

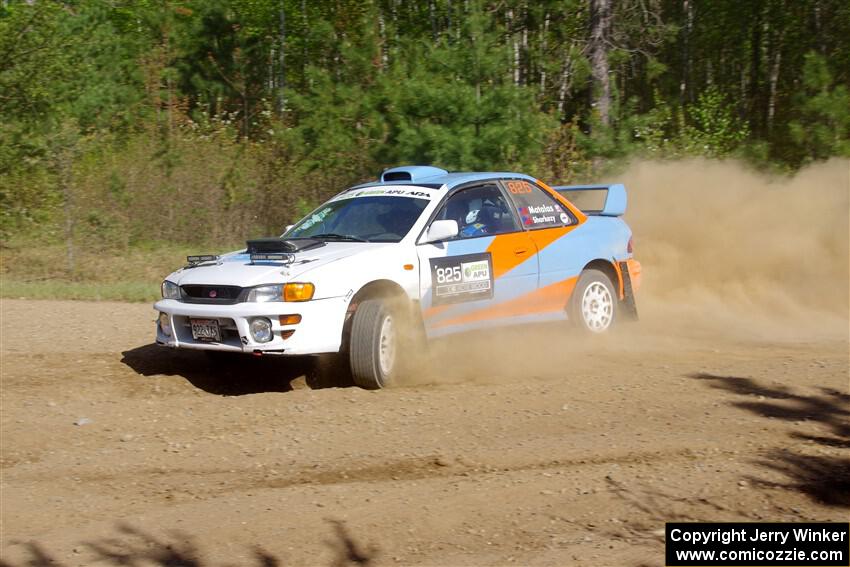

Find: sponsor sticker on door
<box><xmin>430</xmin><ymin>253</ymin><xmax>494</xmax><ymax>305</ymax></box>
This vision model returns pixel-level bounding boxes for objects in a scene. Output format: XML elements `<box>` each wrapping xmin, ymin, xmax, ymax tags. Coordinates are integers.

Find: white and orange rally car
<box><xmin>155</xmin><ymin>166</ymin><xmax>641</xmax><ymax>389</ymax></box>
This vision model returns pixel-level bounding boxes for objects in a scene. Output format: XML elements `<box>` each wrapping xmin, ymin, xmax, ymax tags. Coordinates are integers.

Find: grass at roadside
<box><xmin>1</xmin><ymin>279</ymin><xmax>159</xmax><ymax>302</ymax></box>
<box><xmin>0</xmin><ymin>240</ymin><xmax>243</xmax><ymax>303</ymax></box>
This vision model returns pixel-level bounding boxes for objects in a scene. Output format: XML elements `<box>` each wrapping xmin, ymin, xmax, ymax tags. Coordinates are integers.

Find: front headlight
<box><xmin>246</xmin><ymin>283</ymin><xmax>315</xmax><ymax>302</ymax></box>
<box><xmin>161</xmin><ymin>280</ymin><xmax>180</xmax><ymax>299</ymax></box>
<box><xmin>246</xmin><ymin>284</ymin><xmax>284</xmax><ymax>303</ymax></box>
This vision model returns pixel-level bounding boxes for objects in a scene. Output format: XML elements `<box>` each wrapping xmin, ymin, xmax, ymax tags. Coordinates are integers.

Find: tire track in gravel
<box><xmin>2</xmin><ymin>298</ymin><xmax>848</xmax><ymax>567</ymax></box>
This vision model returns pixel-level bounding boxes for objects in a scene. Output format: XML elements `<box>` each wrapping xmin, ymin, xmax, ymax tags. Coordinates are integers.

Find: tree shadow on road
<box><xmin>120</xmin><ymin>344</ymin><xmax>312</xmax><ymax>396</ymax></box>
<box><xmin>690</xmin><ymin>373</ymin><xmax>850</xmax><ymax>508</ymax></box>
<box><xmin>1</xmin><ymin>521</ymin><xmax>376</xmax><ymax>567</ymax></box>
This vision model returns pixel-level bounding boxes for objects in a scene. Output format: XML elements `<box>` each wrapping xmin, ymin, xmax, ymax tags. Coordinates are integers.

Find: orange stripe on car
<box><xmin>485</xmin><ymin>232</ymin><xmax>538</xmax><ymax>278</ymax></box>
<box><xmin>526</xmin><ymin>225</ymin><xmax>573</xmax><ymax>253</ymax></box>
<box><xmin>432</xmin><ymin>276</ymin><xmax>578</xmax><ymax>329</ymax></box>
<box><xmin>484</xmin><ymin>181</ymin><xmax>585</xmax><ymax>280</ymax></box>
<box><xmin>627</xmin><ymin>258</ymin><xmax>642</xmax><ymax>292</ymax></box>
<box><xmin>474</xmin><ymin>179</ymin><xmax>585</xmax><ymax>280</ymax></box>
<box><xmin>422</xmin><ymin>304</ymin><xmax>452</xmax><ymax>320</ymax></box>
<box><xmin>485</xmin><ymin>225</ymin><xmax>577</xmax><ymax>279</ymax></box>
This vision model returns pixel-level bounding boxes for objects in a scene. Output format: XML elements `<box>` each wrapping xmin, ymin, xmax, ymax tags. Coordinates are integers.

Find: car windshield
<box><xmin>284</xmin><ymin>195</ymin><xmax>430</xmax><ymax>243</ymax></box>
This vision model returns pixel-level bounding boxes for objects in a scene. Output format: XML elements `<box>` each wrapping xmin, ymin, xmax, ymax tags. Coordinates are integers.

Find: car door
<box><xmin>501</xmin><ymin>178</ymin><xmax>583</xmax><ymax>313</ymax></box>
<box><xmin>416</xmin><ymin>181</ymin><xmax>538</xmax><ymax>337</ymax></box>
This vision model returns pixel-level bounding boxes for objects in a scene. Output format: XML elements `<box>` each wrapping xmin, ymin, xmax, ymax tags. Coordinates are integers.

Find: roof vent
<box><xmin>382</xmin><ymin>171</ymin><xmax>412</xmax><ymax>182</ymax></box>
<box><xmin>380</xmin><ymin>165</ymin><xmax>448</xmax><ymax>184</ymax></box>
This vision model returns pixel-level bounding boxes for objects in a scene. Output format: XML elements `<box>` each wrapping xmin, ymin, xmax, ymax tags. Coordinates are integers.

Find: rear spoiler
<box><xmin>553</xmin><ymin>184</ymin><xmax>627</xmax><ymax>217</ymax></box>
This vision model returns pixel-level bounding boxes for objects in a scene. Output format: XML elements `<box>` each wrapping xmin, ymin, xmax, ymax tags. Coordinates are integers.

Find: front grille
<box><xmin>180</xmin><ymin>285</ymin><xmax>243</xmax><ymax>304</ymax></box>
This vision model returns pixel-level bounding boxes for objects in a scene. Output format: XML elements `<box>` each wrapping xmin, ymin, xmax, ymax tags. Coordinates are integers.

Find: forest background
<box><xmin>1</xmin><ymin>0</ymin><xmax>848</xmax><ymax>300</ymax></box>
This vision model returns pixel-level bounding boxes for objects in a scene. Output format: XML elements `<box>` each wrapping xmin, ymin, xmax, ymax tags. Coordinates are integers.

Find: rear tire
<box><xmin>349</xmin><ymin>299</ymin><xmax>401</xmax><ymax>389</ymax></box>
<box><xmin>569</xmin><ymin>269</ymin><xmax>617</xmax><ymax>333</ymax></box>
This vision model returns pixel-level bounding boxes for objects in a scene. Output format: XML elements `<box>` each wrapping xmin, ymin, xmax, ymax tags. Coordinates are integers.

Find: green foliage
<box><xmin>788</xmin><ymin>52</ymin><xmax>850</xmax><ymax>162</ymax></box>
<box><xmin>1</xmin><ymin>0</ymin><xmax>849</xmax><ymax>278</ymax></box>
<box><xmin>0</xmin><ymin>0</ymin><xmax>148</xmax><ymax>238</ymax></box>
<box><xmin>282</xmin><ymin>1</ymin><xmax>555</xmax><ymax>189</ymax></box>
<box><xmin>0</xmin><ymin>240</ymin><xmax>203</xmax><ymax>302</ymax></box>
<box><xmin>628</xmin><ymin>91</ymin><xmax>678</xmax><ymax>155</ymax></box>
<box><xmin>0</xmin><ymin>279</ymin><xmax>160</xmax><ymax>303</ymax></box>
<box><xmin>681</xmin><ymin>86</ymin><xmax>750</xmax><ymax>157</ymax></box>
<box><xmin>378</xmin><ymin>6</ymin><xmax>556</xmax><ymax>171</ymax></box>
<box><xmin>0</xmin><ymin>2</ymin><xmax>70</xmax><ymax>235</ymax></box>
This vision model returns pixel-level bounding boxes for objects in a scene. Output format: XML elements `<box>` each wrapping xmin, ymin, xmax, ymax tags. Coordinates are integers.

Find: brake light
<box><xmin>627</xmin><ymin>236</ymin><xmax>634</xmax><ymax>254</ymax></box>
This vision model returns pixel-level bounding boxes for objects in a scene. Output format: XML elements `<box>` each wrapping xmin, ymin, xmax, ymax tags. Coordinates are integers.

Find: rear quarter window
<box><xmin>504</xmin><ymin>180</ymin><xmax>574</xmax><ymax>229</ymax></box>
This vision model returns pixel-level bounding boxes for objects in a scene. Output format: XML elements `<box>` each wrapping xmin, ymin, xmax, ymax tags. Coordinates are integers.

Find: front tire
<box><xmin>569</xmin><ymin>269</ymin><xmax>617</xmax><ymax>333</ymax></box>
<box><xmin>306</xmin><ymin>353</ymin><xmax>353</xmax><ymax>389</ymax></box>
<box><xmin>349</xmin><ymin>299</ymin><xmax>401</xmax><ymax>389</ymax></box>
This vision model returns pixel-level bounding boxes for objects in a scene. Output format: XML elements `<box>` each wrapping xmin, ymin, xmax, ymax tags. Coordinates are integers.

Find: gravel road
<box><xmin>1</xmin><ymin>296</ymin><xmax>847</xmax><ymax>566</ymax></box>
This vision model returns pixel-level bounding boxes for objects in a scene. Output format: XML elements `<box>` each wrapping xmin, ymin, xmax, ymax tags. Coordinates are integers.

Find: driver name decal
<box><xmin>430</xmin><ymin>253</ymin><xmax>494</xmax><ymax>305</ymax></box>
<box><xmin>518</xmin><ymin>204</ymin><xmax>558</xmax><ymax>226</ymax></box>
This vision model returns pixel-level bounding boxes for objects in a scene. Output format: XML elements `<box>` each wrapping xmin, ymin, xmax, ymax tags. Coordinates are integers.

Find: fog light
<box><xmin>159</xmin><ymin>312</ymin><xmax>172</xmax><ymax>337</ymax></box>
<box><xmin>249</xmin><ymin>317</ymin><xmax>273</xmax><ymax>343</ymax></box>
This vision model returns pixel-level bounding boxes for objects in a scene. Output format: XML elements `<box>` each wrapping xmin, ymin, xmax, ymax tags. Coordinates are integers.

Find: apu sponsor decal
<box><xmin>430</xmin><ymin>253</ymin><xmax>494</xmax><ymax>305</ymax></box>
<box><xmin>462</xmin><ymin>260</ymin><xmax>489</xmax><ymax>282</ymax></box>
<box><xmin>333</xmin><ymin>187</ymin><xmax>432</xmax><ymax>201</ymax></box>
<box><xmin>298</xmin><ymin>207</ymin><xmax>332</xmax><ymax>230</ymax></box>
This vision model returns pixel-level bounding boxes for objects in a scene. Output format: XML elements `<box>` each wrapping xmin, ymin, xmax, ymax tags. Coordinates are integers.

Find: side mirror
<box><xmin>421</xmin><ymin>219</ymin><xmax>458</xmax><ymax>244</ymax></box>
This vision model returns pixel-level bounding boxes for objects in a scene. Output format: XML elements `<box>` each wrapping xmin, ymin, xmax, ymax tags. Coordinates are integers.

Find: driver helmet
<box><xmin>461</xmin><ymin>208</ymin><xmax>488</xmax><ymax>237</ymax></box>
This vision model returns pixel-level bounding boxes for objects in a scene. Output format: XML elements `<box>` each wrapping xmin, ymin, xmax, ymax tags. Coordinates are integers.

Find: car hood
<box><xmin>169</xmin><ymin>241</ymin><xmax>391</xmax><ymax>287</ymax></box>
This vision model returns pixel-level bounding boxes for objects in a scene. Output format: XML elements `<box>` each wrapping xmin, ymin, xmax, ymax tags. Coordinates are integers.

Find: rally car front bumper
<box><xmin>154</xmin><ymin>296</ymin><xmax>348</xmax><ymax>355</ymax></box>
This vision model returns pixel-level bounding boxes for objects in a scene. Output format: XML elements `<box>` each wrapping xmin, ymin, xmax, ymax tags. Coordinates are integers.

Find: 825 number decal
<box><xmin>429</xmin><ymin>252</ymin><xmax>494</xmax><ymax>306</ymax></box>
<box><xmin>435</xmin><ymin>266</ymin><xmax>462</xmax><ymax>284</ymax></box>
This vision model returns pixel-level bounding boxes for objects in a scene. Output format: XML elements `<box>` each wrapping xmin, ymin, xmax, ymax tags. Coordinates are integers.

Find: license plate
<box><xmin>191</xmin><ymin>318</ymin><xmax>221</xmax><ymax>342</ymax></box>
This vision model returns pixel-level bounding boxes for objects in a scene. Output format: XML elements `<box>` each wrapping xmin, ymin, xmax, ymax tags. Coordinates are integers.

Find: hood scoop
<box><xmin>246</xmin><ymin>237</ymin><xmax>325</xmax><ymax>264</ymax></box>
<box><xmin>246</xmin><ymin>237</ymin><xmax>325</xmax><ymax>254</ymax></box>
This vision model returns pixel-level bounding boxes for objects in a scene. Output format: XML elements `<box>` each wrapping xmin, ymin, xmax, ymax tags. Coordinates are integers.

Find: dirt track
<box><xmin>1</xmin><ymin>296</ymin><xmax>847</xmax><ymax>567</ymax></box>
<box><xmin>2</xmin><ymin>160</ymin><xmax>849</xmax><ymax>566</ymax></box>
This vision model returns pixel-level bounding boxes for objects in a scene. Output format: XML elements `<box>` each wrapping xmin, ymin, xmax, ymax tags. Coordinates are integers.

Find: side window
<box><xmin>435</xmin><ymin>184</ymin><xmax>519</xmax><ymax>239</ymax></box>
<box><xmin>504</xmin><ymin>180</ymin><xmax>575</xmax><ymax>229</ymax></box>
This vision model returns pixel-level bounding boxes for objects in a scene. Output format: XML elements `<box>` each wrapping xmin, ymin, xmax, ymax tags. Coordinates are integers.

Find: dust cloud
<box><xmin>415</xmin><ymin>159</ymin><xmax>849</xmax><ymax>386</ymax></box>
<box><xmin>622</xmin><ymin>158</ymin><xmax>849</xmax><ymax>341</ymax></box>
